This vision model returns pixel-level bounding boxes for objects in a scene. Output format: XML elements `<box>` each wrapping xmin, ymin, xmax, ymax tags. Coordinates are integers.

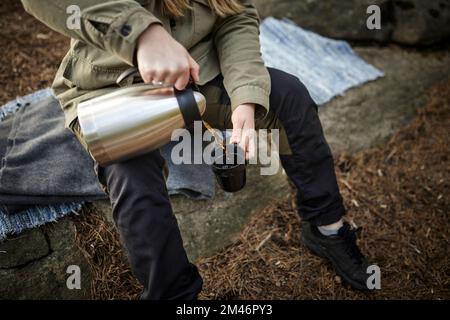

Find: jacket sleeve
<box><xmin>21</xmin><ymin>0</ymin><xmax>161</xmax><ymax>66</ymax></box>
<box><xmin>213</xmin><ymin>0</ymin><xmax>270</xmax><ymax>116</ymax></box>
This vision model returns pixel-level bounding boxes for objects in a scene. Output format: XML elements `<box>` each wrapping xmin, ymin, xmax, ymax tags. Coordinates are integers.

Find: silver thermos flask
<box><xmin>77</xmin><ymin>68</ymin><xmax>206</xmax><ymax>166</ymax></box>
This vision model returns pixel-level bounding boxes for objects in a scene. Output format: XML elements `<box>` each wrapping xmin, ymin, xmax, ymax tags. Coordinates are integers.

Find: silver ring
<box><xmin>151</xmin><ymin>80</ymin><xmax>165</xmax><ymax>86</ymax></box>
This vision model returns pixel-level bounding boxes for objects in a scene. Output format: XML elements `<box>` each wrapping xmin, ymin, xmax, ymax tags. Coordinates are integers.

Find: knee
<box><xmin>268</xmin><ymin>68</ymin><xmax>317</xmax><ymax>117</ymax></box>
<box><xmin>102</xmin><ymin>151</ymin><xmax>172</xmax><ymax>224</ymax></box>
<box><xmin>101</xmin><ymin>150</ymin><xmax>167</xmax><ymax>198</ymax></box>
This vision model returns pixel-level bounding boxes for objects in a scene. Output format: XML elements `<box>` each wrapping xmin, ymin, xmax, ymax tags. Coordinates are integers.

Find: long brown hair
<box><xmin>162</xmin><ymin>0</ymin><xmax>244</xmax><ymax>18</ymax></box>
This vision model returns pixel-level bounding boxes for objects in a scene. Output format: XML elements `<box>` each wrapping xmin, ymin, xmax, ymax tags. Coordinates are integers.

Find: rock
<box><xmin>319</xmin><ymin>46</ymin><xmax>450</xmax><ymax>153</ymax></box>
<box><xmin>254</xmin><ymin>0</ymin><xmax>450</xmax><ymax>45</ymax></box>
<box><xmin>0</xmin><ymin>218</ymin><xmax>92</xmax><ymax>299</ymax></box>
<box><xmin>255</xmin><ymin>0</ymin><xmax>393</xmax><ymax>43</ymax></box>
<box><xmin>392</xmin><ymin>0</ymin><xmax>450</xmax><ymax>45</ymax></box>
<box><xmin>0</xmin><ymin>229</ymin><xmax>49</xmax><ymax>269</ymax></box>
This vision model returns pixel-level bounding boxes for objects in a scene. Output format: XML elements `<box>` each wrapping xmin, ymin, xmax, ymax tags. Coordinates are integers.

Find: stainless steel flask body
<box><xmin>77</xmin><ymin>84</ymin><xmax>206</xmax><ymax>166</ymax></box>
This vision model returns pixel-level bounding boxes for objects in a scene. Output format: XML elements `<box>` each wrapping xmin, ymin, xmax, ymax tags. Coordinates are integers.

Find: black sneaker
<box><xmin>301</xmin><ymin>221</ymin><xmax>370</xmax><ymax>290</ymax></box>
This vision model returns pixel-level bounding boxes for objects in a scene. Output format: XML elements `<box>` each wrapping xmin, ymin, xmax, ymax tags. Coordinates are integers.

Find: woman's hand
<box><xmin>230</xmin><ymin>103</ymin><xmax>256</xmax><ymax>160</ymax></box>
<box><xmin>136</xmin><ymin>24</ymin><xmax>199</xmax><ymax>90</ymax></box>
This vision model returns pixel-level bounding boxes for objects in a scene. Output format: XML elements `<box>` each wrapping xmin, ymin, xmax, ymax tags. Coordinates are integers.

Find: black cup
<box><xmin>212</xmin><ymin>144</ymin><xmax>246</xmax><ymax>192</ymax></box>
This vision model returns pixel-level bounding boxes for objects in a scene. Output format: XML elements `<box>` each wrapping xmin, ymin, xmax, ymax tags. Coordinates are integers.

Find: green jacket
<box><xmin>21</xmin><ymin>0</ymin><xmax>271</xmax><ymax>128</ymax></box>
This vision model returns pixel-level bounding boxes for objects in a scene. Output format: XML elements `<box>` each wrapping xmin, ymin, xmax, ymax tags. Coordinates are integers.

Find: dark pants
<box><xmin>95</xmin><ymin>68</ymin><xmax>345</xmax><ymax>299</ymax></box>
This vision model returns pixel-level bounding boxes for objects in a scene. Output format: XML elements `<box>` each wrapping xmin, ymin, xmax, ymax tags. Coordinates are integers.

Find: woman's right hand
<box><xmin>136</xmin><ymin>24</ymin><xmax>200</xmax><ymax>90</ymax></box>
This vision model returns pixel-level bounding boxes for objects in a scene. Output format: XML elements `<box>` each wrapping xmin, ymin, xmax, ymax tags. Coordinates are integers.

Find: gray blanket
<box><xmin>0</xmin><ymin>95</ymin><xmax>106</xmax><ymax>207</ymax></box>
<box><xmin>0</xmin><ymin>90</ymin><xmax>215</xmax><ymax>215</ymax></box>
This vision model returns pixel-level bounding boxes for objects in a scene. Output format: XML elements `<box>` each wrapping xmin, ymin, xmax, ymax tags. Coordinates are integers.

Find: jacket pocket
<box><xmin>63</xmin><ymin>53</ymin><xmax>129</xmax><ymax>90</ymax></box>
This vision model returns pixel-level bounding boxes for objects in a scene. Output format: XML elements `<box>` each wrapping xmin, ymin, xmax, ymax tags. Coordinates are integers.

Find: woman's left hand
<box><xmin>230</xmin><ymin>103</ymin><xmax>256</xmax><ymax>160</ymax></box>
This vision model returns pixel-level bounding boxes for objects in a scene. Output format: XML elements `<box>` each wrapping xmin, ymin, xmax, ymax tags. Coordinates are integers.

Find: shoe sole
<box><xmin>301</xmin><ymin>233</ymin><xmax>370</xmax><ymax>291</ymax></box>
